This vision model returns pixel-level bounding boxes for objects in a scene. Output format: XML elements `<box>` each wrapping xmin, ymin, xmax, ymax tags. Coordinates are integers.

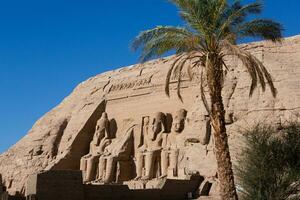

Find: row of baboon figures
<box><xmin>80</xmin><ymin>109</ymin><xmax>211</xmax><ymax>184</ymax></box>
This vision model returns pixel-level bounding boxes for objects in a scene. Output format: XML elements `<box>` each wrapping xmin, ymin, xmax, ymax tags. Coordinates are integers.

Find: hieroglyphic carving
<box><xmin>109</xmin><ymin>75</ymin><xmax>153</xmax><ymax>93</ymax></box>
<box><xmin>171</xmin><ymin>71</ymin><xmax>197</xmax><ymax>81</ymax></box>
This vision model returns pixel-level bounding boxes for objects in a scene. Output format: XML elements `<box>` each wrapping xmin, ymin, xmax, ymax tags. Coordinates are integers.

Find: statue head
<box><xmin>172</xmin><ymin>109</ymin><xmax>187</xmax><ymax>133</ymax></box>
<box><xmin>150</xmin><ymin>112</ymin><xmax>166</xmax><ymax>140</ymax></box>
<box><xmin>96</xmin><ymin>112</ymin><xmax>108</xmax><ymax>130</ymax></box>
<box><xmin>143</xmin><ymin>116</ymin><xmax>150</xmax><ymax>127</ymax></box>
<box><xmin>93</xmin><ymin>112</ymin><xmax>110</xmax><ymax>143</ymax></box>
<box><xmin>101</xmin><ymin>112</ymin><xmax>108</xmax><ymax>120</ymax></box>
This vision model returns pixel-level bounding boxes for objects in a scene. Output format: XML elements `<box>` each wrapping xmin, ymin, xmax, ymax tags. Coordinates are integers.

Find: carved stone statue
<box><xmin>135</xmin><ymin>112</ymin><xmax>166</xmax><ymax>180</ymax></box>
<box><xmin>199</xmin><ymin>115</ymin><xmax>212</xmax><ymax>145</ymax></box>
<box><xmin>135</xmin><ymin>116</ymin><xmax>150</xmax><ymax>180</ymax></box>
<box><xmin>96</xmin><ymin>126</ymin><xmax>134</xmax><ymax>183</ymax></box>
<box><xmin>80</xmin><ymin>112</ymin><xmax>112</xmax><ymax>182</ymax></box>
<box><xmin>161</xmin><ymin>109</ymin><xmax>187</xmax><ymax>178</ymax></box>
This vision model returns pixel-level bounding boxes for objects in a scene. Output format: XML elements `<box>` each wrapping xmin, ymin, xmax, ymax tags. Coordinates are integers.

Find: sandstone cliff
<box><xmin>0</xmin><ymin>35</ymin><xmax>299</xmax><ymax>196</ymax></box>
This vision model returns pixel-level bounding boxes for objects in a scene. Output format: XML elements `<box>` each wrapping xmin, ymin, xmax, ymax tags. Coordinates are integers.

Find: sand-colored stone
<box><xmin>26</xmin><ymin>170</ymin><xmax>202</xmax><ymax>200</ymax></box>
<box><xmin>0</xmin><ymin>35</ymin><xmax>300</xmax><ymax>198</ymax></box>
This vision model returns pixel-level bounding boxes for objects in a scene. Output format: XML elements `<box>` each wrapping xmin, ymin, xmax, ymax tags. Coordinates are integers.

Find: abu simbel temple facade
<box><xmin>0</xmin><ymin>36</ymin><xmax>300</xmax><ymax>200</ymax></box>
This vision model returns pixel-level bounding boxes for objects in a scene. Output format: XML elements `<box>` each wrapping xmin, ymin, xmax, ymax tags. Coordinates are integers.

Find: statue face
<box><xmin>149</xmin><ymin>118</ymin><xmax>162</xmax><ymax>140</ymax></box>
<box><xmin>152</xmin><ymin>118</ymin><xmax>162</xmax><ymax>134</ymax></box>
<box><xmin>102</xmin><ymin>112</ymin><xmax>108</xmax><ymax>119</ymax></box>
<box><xmin>143</xmin><ymin>117</ymin><xmax>149</xmax><ymax>127</ymax></box>
<box><xmin>172</xmin><ymin>118</ymin><xmax>184</xmax><ymax>133</ymax></box>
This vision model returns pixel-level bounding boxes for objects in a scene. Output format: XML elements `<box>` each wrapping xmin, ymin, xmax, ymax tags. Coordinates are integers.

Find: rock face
<box><xmin>0</xmin><ymin>35</ymin><xmax>300</xmax><ymax>197</ymax></box>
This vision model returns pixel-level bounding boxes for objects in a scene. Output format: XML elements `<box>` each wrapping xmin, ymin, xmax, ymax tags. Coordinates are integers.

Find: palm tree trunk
<box><xmin>206</xmin><ymin>53</ymin><xmax>239</xmax><ymax>200</ymax></box>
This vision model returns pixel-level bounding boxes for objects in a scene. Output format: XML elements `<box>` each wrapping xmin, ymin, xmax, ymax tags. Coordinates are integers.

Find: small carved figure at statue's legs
<box><xmin>104</xmin><ymin>156</ymin><xmax>117</xmax><ymax>183</ymax></box>
<box><xmin>160</xmin><ymin>150</ymin><xmax>169</xmax><ymax>178</ymax></box>
<box><xmin>170</xmin><ymin>150</ymin><xmax>179</xmax><ymax>177</ymax></box>
<box><xmin>85</xmin><ymin>156</ymin><xmax>99</xmax><ymax>182</ymax></box>
<box><xmin>135</xmin><ymin>152</ymin><xmax>144</xmax><ymax>180</ymax></box>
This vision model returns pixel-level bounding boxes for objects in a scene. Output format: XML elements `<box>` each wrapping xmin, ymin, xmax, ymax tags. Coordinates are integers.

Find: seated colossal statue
<box><xmin>135</xmin><ymin>112</ymin><xmax>166</xmax><ymax>180</ymax></box>
<box><xmin>161</xmin><ymin>109</ymin><xmax>187</xmax><ymax>178</ymax></box>
<box><xmin>96</xmin><ymin>126</ymin><xmax>134</xmax><ymax>184</ymax></box>
<box><xmin>80</xmin><ymin>112</ymin><xmax>112</xmax><ymax>182</ymax></box>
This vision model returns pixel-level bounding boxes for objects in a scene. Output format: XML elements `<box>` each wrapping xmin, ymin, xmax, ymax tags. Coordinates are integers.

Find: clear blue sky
<box><xmin>0</xmin><ymin>0</ymin><xmax>299</xmax><ymax>153</ymax></box>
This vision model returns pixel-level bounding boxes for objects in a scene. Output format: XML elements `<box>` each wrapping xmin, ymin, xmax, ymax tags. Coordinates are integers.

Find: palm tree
<box><xmin>132</xmin><ymin>0</ymin><xmax>283</xmax><ymax>199</ymax></box>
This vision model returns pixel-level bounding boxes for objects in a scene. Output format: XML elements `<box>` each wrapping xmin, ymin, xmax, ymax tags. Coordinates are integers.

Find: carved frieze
<box><xmin>108</xmin><ymin>74</ymin><xmax>153</xmax><ymax>93</ymax></box>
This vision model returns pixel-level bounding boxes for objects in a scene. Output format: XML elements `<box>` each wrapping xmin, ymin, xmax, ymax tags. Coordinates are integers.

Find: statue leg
<box><xmin>161</xmin><ymin>150</ymin><xmax>169</xmax><ymax>178</ymax></box>
<box><xmin>104</xmin><ymin>156</ymin><xmax>116</xmax><ymax>183</ymax></box>
<box><xmin>135</xmin><ymin>152</ymin><xmax>143</xmax><ymax>180</ymax></box>
<box><xmin>143</xmin><ymin>151</ymin><xmax>154</xmax><ymax>180</ymax></box>
<box><xmin>80</xmin><ymin>158</ymin><xmax>87</xmax><ymax>181</ymax></box>
<box><xmin>170</xmin><ymin>150</ymin><xmax>179</xmax><ymax>177</ymax></box>
<box><xmin>97</xmin><ymin>156</ymin><xmax>106</xmax><ymax>181</ymax></box>
<box><xmin>80</xmin><ymin>158</ymin><xmax>87</xmax><ymax>171</ymax></box>
<box><xmin>86</xmin><ymin>156</ymin><xmax>98</xmax><ymax>182</ymax></box>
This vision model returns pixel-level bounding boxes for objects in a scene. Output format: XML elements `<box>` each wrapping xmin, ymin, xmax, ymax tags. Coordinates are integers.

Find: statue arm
<box><xmin>149</xmin><ymin>133</ymin><xmax>163</xmax><ymax>152</ymax></box>
<box><xmin>99</xmin><ymin>139</ymin><xmax>111</xmax><ymax>153</ymax></box>
<box><xmin>112</xmin><ymin>129</ymin><xmax>133</xmax><ymax>157</ymax></box>
<box><xmin>138</xmin><ymin>143</ymin><xmax>147</xmax><ymax>153</ymax></box>
<box><xmin>157</xmin><ymin>132</ymin><xmax>163</xmax><ymax>143</ymax></box>
<box><xmin>162</xmin><ymin>134</ymin><xmax>170</xmax><ymax>150</ymax></box>
<box><xmin>82</xmin><ymin>143</ymin><xmax>94</xmax><ymax>158</ymax></box>
<box><xmin>102</xmin><ymin>143</ymin><xmax>113</xmax><ymax>156</ymax></box>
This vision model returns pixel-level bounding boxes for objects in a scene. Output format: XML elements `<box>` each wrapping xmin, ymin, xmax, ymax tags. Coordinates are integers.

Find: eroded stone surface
<box><xmin>0</xmin><ymin>35</ymin><xmax>300</xmax><ymax>198</ymax></box>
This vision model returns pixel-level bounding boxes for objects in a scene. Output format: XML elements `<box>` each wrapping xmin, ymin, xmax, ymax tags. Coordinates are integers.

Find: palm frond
<box><xmin>186</xmin><ymin>52</ymin><xmax>203</xmax><ymax>80</ymax></box>
<box><xmin>238</xmin><ymin>19</ymin><xmax>283</xmax><ymax>42</ymax></box>
<box><xmin>176</xmin><ymin>58</ymin><xmax>188</xmax><ymax>102</ymax></box>
<box><xmin>133</xmin><ymin>0</ymin><xmax>281</xmax><ymax>99</ymax></box>
<box><xmin>132</xmin><ymin>26</ymin><xmax>201</xmax><ymax>61</ymax></box>
<box><xmin>171</xmin><ymin>0</ymin><xmax>225</xmax><ymax>36</ymax></box>
<box><xmin>165</xmin><ymin>54</ymin><xmax>185</xmax><ymax>97</ymax></box>
<box><xmin>221</xmin><ymin>40</ymin><xmax>277</xmax><ymax>97</ymax></box>
<box><xmin>171</xmin><ymin>0</ymin><xmax>206</xmax><ymax>28</ymax></box>
<box><xmin>167</xmin><ymin>51</ymin><xmax>202</xmax><ymax>100</ymax></box>
<box><xmin>252</xmin><ymin>55</ymin><xmax>278</xmax><ymax>97</ymax></box>
<box><xmin>219</xmin><ymin>1</ymin><xmax>264</xmax><ymax>40</ymax></box>
<box><xmin>132</xmin><ymin>26</ymin><xmax>192</xmax><ymax>50</ymax></box>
